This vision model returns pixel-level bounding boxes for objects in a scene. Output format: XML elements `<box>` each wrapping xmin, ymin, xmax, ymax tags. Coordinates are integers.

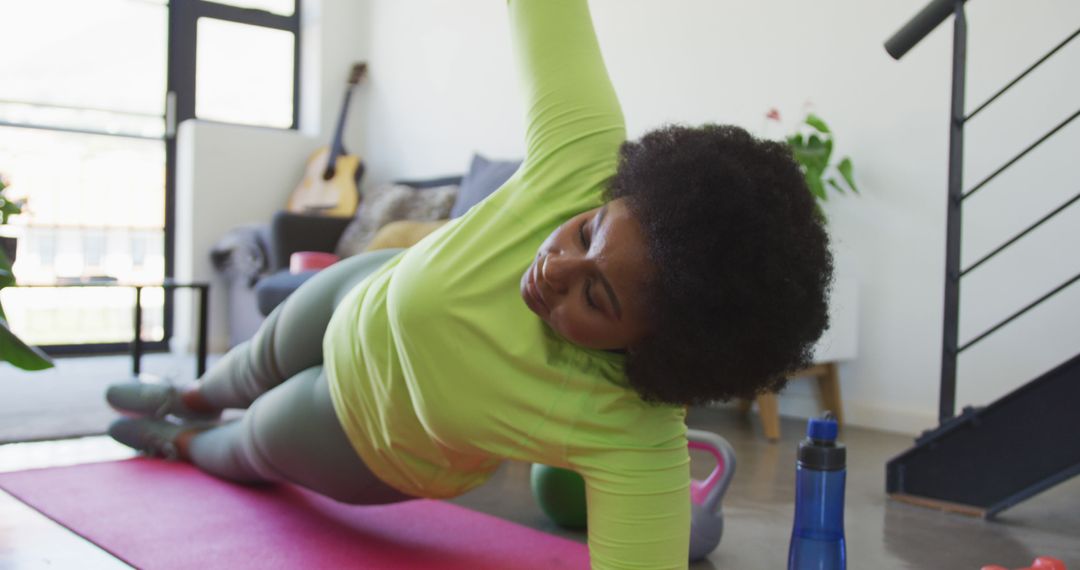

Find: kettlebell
<box><xmin>687</xmin><ymin>428</ymin><xmax>736</xmax><ymax>561</ymax></box>
<box><xmin>530</xmin><ymin>428</ymin><xmax>736</xmax><ymax>562</ymax></box>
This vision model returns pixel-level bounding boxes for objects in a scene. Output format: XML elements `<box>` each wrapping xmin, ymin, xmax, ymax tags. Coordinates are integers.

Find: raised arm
<box><xmin>509</xmin><ymin>0</ymin><xmax>626</xmax><ymax>166</ymax></box>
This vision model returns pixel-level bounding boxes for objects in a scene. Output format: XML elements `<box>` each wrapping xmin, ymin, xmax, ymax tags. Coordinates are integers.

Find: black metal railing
<box><xmin>886</xmin><ymin>0</ymin><xmax>1080</xmax><ymax>423</ymax></box>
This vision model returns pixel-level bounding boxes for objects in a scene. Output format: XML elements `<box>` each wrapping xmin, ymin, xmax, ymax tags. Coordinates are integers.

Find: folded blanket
<box><xmin>210</xmin><ymin>224</ymin><xmax>269</xmax><ymax>286</ymax></box>
<box><xmin>334</xmin><ymin>183</ymin><xmax>458</xmax><ymax>258</ymax></box>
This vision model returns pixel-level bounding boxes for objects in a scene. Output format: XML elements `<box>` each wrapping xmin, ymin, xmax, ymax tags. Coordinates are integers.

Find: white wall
<box><xmin>173</xmin><ymin>121</ymin><xmax>319</xmax><ymax>352</ymax></box>
<box><xmin>353</xmin><ymin>0</ymin><xmax>1080</xmax><ymax>434</ymax></box>
<box><xmin>178</xmin><ymin>0</ymin><xmax>1079</xmax><ymax>434</ymax></box>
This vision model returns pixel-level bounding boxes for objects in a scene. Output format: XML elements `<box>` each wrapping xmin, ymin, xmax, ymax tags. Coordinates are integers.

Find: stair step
<box><xmin>886</xmin><ymin>352</ymin><xmax>1080</xmax><ymax>518</ymax></box>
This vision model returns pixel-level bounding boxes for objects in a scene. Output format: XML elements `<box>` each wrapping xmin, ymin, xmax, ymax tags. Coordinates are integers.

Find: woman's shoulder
<box><xmin>567</xmin><ymin>381</ymin><xmax>687</xmax><ymax>454</ymax></box>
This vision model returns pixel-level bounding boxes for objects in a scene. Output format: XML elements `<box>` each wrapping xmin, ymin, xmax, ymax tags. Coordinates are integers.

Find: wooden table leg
<box><xmin>815</xmin><ymin>362</ymin><xmax>844</xmax><ymax>424</ymax></box>
<box><xmin>756</xmin><ymin>392</ymin><xmax>781</xmax><ymax>441</ymax></box>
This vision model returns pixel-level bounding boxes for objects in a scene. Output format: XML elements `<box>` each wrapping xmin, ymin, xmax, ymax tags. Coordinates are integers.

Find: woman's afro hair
<box><xmin>608</xmin><ymin>124</ymin><xmax>833</xmax><ymax>406</ymax></box>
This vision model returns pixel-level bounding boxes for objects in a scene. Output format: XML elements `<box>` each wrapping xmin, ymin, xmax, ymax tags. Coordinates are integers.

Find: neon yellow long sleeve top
<box><xmin>324</xmin><ymin>1</ymin><xmax>691</xmax><ymax>568</ymax></box>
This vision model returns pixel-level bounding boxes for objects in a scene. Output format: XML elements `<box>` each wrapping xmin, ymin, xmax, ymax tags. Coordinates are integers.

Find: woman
<box><xmin>107</xmin><ymin>1</ymin><xmax>832</xmax><ymax>568</ymax></box>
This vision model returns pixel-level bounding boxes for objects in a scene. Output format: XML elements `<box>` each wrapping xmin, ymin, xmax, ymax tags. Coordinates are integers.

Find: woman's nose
<box><xmin>541</xmin><ymin>252</ymin><xmax>586</xmax><ymax>293</ymax></box>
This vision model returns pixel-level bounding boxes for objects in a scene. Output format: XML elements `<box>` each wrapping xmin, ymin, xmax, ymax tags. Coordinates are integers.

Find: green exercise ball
<box><xmin>530</xmin><ymin>463</ymin><xmax>587</xmax><ymax>529</ymax></box>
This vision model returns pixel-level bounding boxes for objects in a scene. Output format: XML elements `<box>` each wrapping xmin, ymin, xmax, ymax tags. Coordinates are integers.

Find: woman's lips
<box><xmin>531</xmin><ymin>268</ymin><xmax>549</xmax><ymax>310</ymax></box>
<box><xmin>523</xmin><ymin>262</ymin><xmax>550</xmax><ymax>316</ymax></box>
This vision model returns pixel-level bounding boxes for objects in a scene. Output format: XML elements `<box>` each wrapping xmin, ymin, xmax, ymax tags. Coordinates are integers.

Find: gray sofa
<box><xmin>211</xmin><ymin>155</ymin><xmax>520</xmax><ymax>347</ymax></box>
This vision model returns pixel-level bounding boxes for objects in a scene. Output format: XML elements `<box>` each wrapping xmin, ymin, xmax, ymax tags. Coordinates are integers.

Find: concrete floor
<box><xmin>0</xmin><ymin>353</ymin><xmax>218</xmax><ymax>443</ymax></box>
<box><xmin>451</xmin><ymin>406</ymin><xmax>1080</xmax><ymax>569</ymax></box>
<box><xmin>0</xmin><ymin>406</ymin><xmax>1076</xmax><ymax>569</ymax></box>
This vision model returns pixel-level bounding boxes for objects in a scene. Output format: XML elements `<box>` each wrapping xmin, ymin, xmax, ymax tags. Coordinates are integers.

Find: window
<box><xmin>0</xmin><ymin>0</ymin><xmax>299</xmax><ymax>352</ymax></box>
<box><xmin>0</xmin><ymin>0</ymin><xmax>169</xmax><ymax>349</ymax></box>
<box><xmin>195</xmin><ymin>18</ymin><xmax>296</xmax><ymax>128</ymax></box>
<box><xmin>84</xmin><ymin>229</ymin><xmax>107</xmax><ymax>270</ymax></box>
<box><xmin>0</xmin><ymin>0</ymin><xmax>167</xmax><ymax>138</ymax></box>
<box><xmin>213</xmin><ymin>0</ymin><xmax>294</xmax><ymax>17</ymax></box>
<box><xmin>171</xmin><ymin>0</ymin><xmax>301</xmax><ymax>130</ymax></box>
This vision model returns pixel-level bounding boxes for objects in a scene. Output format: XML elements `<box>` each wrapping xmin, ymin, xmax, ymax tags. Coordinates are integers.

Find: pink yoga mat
<box><xmin>0</xmin><ymin>459</ymin><xmax>589</xmax><ymax>569</ymax></box>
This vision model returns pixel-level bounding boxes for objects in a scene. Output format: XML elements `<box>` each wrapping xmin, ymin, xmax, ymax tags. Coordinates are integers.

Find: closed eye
<box><xmin>578</xmin><ymin>220</ymin><xmax>601</xmax><ymax>310</ymax></box>
<box><xmin>584</xmin><ymin>279</ymin><xmax>599</xmax><ymax>309</ymax></box>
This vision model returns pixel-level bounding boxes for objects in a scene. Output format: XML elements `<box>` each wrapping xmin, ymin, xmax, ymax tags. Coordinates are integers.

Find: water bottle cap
<box><xmin>807</xmin><ymin>413</ymin><xmax>838</xmax><ymax>442</ymax></box>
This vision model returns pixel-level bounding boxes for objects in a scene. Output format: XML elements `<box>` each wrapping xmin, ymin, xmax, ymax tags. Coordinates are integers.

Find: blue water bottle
<box><xmin>788</xmin><ymin>412</ymin><xmax>846</xmax><ymax>570</ymax></box>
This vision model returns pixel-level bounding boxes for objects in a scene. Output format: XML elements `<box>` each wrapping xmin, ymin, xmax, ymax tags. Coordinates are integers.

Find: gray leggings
<box><xmin>187</xmin><ymin>248</ymin><xmax>414</xmax><ymax>505</ymax></box>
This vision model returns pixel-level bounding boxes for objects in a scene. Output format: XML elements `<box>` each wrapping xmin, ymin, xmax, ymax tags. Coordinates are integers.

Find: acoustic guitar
<box><xmin>287</xmin><ymin>62</ymin><xmax>367</xmax><ymax>217</ymax></box>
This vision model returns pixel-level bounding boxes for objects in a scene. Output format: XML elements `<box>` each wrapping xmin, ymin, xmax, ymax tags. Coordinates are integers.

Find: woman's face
<box><xmin>520</xmin><ymin>198</ymin><xmax>651</xmax><ymax>350</ymax></box>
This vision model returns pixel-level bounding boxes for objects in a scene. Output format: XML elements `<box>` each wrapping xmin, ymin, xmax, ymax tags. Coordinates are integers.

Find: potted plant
<box><xmin>0</xmin><ymin>175</ymin><xmax>18</xmax><ymax>262</ymax></box>
<box><xmin>0</xmin><ymin>174</ymin><xmax>53</xmax><ymax>370</ymax></box>
<box><xmin>767</xmin><ymin>109</ymin><xmax>859</xmax><ymax>214</ymax></box>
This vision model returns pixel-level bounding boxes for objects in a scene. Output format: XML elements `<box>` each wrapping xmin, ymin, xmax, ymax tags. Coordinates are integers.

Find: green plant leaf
<box><xmin>805</xmin><ymin>114</ymin><xmax>831</xmax><ymax>134</ymax></box>
<box><xmin>803</xmin><ymin>136</ymin><xmax>829</xmax><ymax>175</ymax></box>
<box><xmin>826</xmin><ymin>177</ymin><xmax>846</xmax><ymax>195</ymax></box>
<box><xmin>790</xmin><ymin>147</ymin><xmax>813</xmax><ymax>167</ymax></box>
<box><xmin>806</xmin><ymin>175</ymin><xmax>827</xmax><ymax>202</ymax></box>
<box><xmin>0</xmin><ymin>317</ymin><xmax>54</xmax><ymax>370</ymax></box>
<box><xmin>804</xmin><ymin>136</ymin><xmax>826</xmax><ymax>160</ymax></box>
<box><xmin>837</xmin><ymin>157</ymin><xmax>858</xmax><ymax>194</ymax></box>
<box><xmin>788</xmin><ymin>137</ymin><xmax>816</xmax><ymax>177</ymax></box>
<box><xmin>0</xmin><ymin>249</ymin><xmax>12</xmax><ymax>288</ymax></box>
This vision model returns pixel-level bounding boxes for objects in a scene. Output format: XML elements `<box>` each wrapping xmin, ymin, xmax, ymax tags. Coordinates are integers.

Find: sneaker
<box><xmin>108</xmin><ymin>417</ymin><xmax>199</xmax><ymax>460</ymax></box>
<box><xmin>106</xmin><ymin>382</ymin><xmax>221</xmax><ymax>422</ymax></box>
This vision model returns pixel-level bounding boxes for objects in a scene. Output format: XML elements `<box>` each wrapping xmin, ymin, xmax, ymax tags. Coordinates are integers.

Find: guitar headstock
<box><xmin>348</xmin><ymin>62</ymin><xmax>368</xmax><ymax>86</ymax></box>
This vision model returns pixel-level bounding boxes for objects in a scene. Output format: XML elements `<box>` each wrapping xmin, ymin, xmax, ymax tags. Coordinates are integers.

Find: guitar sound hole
<box><xmin>322</xmin><ymin>166</ymin><xmax>337</xmax><ymax>181</ymax></box>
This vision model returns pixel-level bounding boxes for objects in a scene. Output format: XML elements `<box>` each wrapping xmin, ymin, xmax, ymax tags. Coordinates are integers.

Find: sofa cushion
<box><xmin>394</xmin><ymin>175</ymin><xmax>464</xmax><ymax>189</ymax></box>
<box><xmin>449</xmin><ymin>154</ymin><xmax>522</xmax><ymax>218</ymax></box>
<box><xmin>334</xmin><ymin>183</ymin><xmax>458</xmax><ymax>258</ymax></box>
<box><xmin>365</xmin><ymin>219</ymin><xmax>449</xmax><ymax>252</ymax></box>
